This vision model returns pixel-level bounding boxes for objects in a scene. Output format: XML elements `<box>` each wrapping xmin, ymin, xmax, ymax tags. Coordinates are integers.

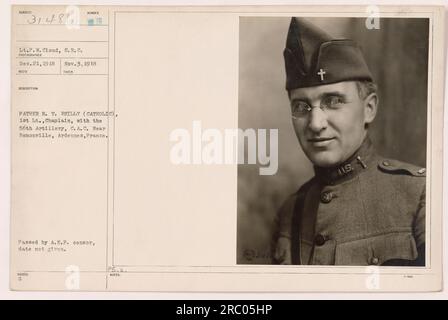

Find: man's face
<box><xmin>289</xmin><ymin>81</ymin><xmax>373</xmax><ymax>168</ymax></box>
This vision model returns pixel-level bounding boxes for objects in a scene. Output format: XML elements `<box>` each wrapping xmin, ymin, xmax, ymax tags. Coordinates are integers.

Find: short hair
<box><xmin>356</xmin><ymin>80</ymin><xmax>378</xmax><ymax>129</ymax></box>
<box><xmin>356</xmin><ymin>80</ymin><xmax>377</xmax><ymax>100</ymax></box>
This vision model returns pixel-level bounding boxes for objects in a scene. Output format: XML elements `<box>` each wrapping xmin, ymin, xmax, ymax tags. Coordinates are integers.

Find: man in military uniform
<box><xmin>272</xmin><ymin>18</ymin><xmax>426</xmax><ymax>266</ymax></box>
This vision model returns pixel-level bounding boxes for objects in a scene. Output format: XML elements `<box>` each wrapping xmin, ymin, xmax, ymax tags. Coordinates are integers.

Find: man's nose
<box><xmin>307</xmin><ymin>107</ymin><xmax>328</xmax><ymax>133</ymax></box>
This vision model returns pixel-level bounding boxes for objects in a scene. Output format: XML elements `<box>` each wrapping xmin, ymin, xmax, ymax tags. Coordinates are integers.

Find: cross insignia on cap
<box><xmin>317</xmin><ymin>68</ymin><xmax>326</xmax><ymax>81</ymax></box>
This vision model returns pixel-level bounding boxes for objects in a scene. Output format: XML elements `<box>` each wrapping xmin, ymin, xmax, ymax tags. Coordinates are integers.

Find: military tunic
<box><xmin>272</xmin><ymin>138</ymin><xmax>426</xmax><ymax>266</ymax></box>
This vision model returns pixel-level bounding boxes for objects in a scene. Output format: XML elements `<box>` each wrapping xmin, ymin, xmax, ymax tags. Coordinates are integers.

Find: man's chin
<box><xmin>307</xmin><ymin>152</ymin><xmax>342</xmax><ymax>168</ymax></box>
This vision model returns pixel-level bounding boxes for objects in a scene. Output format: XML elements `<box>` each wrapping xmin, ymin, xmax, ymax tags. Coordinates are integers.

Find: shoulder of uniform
<box><xmin>378</xmin><ymin>158</ymin><xmax>426</xmax><ymax>177</ymax></box>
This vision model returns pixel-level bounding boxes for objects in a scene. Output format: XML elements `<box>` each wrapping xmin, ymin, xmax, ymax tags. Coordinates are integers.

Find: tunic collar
<box><xmin>313</xmin><ymin>136</ymin><xmax>375</xmax><ymax>185</ymax></box>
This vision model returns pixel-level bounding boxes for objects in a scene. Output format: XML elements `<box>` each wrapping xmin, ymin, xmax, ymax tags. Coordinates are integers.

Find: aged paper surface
<box><xmin>10</xmin><ymin>5</ymin><xmax>444</xmax><ymax>292</ymax></box>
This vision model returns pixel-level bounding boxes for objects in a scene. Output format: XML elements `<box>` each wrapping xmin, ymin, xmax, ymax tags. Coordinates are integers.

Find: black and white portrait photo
<box><xmin>237</xmin><ymin>17</ymin><xmax>429</xmax><ymax>266</ymax></box>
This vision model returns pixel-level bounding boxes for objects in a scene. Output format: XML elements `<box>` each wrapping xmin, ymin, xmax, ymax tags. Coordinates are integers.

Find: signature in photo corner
<box><xmin>243</xmin><ymin>248</ymin><xmax>272</xmax><ymax>262</ymax></box>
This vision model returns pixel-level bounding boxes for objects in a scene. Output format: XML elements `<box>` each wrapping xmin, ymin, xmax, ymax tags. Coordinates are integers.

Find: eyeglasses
<box><xmin>291</xmin><ymin>95</ymin><xmax>348</xmax><ymax>119</ymax></box>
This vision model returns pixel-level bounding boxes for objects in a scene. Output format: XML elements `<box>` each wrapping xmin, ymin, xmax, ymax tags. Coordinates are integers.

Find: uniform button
<box><xmin>320</xmin><ymin>191</ymin><xmax>333</xmax><ymax>203</ymax></box>
<box><xmin>382</xmin><ymin>160</ymin><xmax>390</xmax><ymax>166</ymax></box>
<box><xmin>314</xmin><ymin>234</ymin><xmax>327</xmax><ymax>246</ymax></box>
<box><xmin>370</xmin><ymin>257</ymin><xmax>379</xmax><ymax>265</ymax></box>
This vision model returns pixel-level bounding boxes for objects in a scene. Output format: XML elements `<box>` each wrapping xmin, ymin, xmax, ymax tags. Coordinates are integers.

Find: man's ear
<box><xmin>363</xmin><ymin>93</ymin><xmax>378</xmax><ymax>125</ymax></box>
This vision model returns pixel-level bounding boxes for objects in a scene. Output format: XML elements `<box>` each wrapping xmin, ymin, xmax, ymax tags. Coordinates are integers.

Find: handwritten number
<box><xmin>27</xmin><ymin>14</ymin><xmax>36</xmax><ymax>24</ymax></box>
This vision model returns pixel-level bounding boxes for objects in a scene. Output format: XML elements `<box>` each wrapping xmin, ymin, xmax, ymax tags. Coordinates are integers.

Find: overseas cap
<box><xmin>284</xmin><ymin>17</ymin><xmax>374</xmax><ymax>90</ymax></box>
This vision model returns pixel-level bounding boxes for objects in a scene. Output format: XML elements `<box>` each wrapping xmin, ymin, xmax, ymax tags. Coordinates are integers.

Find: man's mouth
<box><xmin>308</xmin><ymin>137</ymin><xmax>335</xmax><ymax>147</ymax></box>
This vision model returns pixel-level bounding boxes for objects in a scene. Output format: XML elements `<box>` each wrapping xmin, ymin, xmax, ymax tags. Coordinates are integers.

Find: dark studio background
<box><xmin>237</xmin><ymin>17</ymin><xmax>429</xmax><ymax>264</ymax></box>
